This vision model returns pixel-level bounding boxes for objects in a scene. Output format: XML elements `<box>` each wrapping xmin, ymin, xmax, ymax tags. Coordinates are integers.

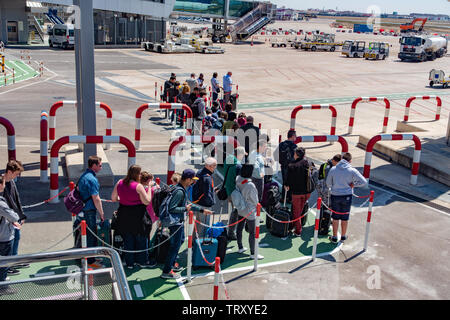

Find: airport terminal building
<box><xmin>0</xmin><ymin>0</ymin><xmax>270</xmax><ymax>45</ymax></box>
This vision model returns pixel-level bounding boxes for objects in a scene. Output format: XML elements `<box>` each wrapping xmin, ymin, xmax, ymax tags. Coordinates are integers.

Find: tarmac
<box><xmin>0</xmin><ymin>18</ymin><xmax>449</xmax><ymax>300</ymax></box>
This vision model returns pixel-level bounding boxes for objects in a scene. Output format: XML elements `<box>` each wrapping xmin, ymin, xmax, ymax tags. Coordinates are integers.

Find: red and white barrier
<box><xmin>0</xmin><ymin>116</ymin><xmax>16</xmax><ymax>161</ymax></box>
<box><xmin>404</xmin><ymin>96</ymin><xmax>442</xmax><ymax>122</ymax></box>
<box><xmin>363</xmin><ymin>134</ymin><xmax>421</xmax><ymax>185</ymax></box>
<box><xmin>348</xmin><ymin>97</ymin><xmax>391</xmax><ymax>134</ymax></box>
<box><xmin>49</xmin><ymin>101</ymin><xmax>113</xmax><ymax>150</ymax></box>
<box><xmin>253</xmin><ymin>203</ymin><xmax>262</xmax><ymax>272</ymax></box>
<box><xmin>363</xmin><ymin>191</ymin><xmax>375</xmax><ymax>251</ymax></box>
<box><xmin>40</xmin><ymin>111</ymin><xmax>49</xmax><ymax>182</ymax></box>
<box><xmin>312</xmin><ymin>197</ymin><xmax>322</xmax><ymax>261</ymax></box>
<box><xmin>167</xmin><ymin>135</ymin><xmax>239</xmax><ymax>184</ymax></box>
<box><xmin>213</xmin><ymin>257</ymin><xmax>220</xmax><ymax>300</ymax></box>
<box><xmin>50</xmin><ymin>136</ymin><xmax>136</xmax><ymax>203</ymax></box>
<box><xmin>187</xmin><ymin>211</ymin><xmax>194</xmax><ymax>283</ymax></box>
<box><xmin>290</xmin><ymin>104</ymin><xmax>337</xmax><ymax>135</ymax></box>
<box><xmin>294</xmin><ymin>135</ymin><xmax>349</xmax><ymax>154</ymax></box>
<box><xmin>135</xmin><ymin>103</ymin><xmax>193</xmax><ymax>149</ymax></box>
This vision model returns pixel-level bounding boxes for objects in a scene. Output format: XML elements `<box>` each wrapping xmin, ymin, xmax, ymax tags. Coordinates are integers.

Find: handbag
<box><xmin>63</xmin><ymin>172</ymin><xmax>91</xmax><ymax>214</ymax></box>
<box><xmin>217</xmin><ymin>166</ymin><xmax>231</xmax><ymax>201</ymax></box>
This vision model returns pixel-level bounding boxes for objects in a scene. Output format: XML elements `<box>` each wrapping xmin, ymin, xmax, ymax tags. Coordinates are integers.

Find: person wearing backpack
<box><xmin>284</xmin><ymin>147</ymin><xmax>315</xmax><ymax>237</ymax></box>
<box><xmin>233</xmin><ymin>164</ymin><xmax>264</xmax><ymax>260</ymax></box>
<box><xmin>274</xmin><ymin>130</ymin><xmax>297</xmax><ymax>201</ymax></box>
<box><xmin>160</xmin><ymin>169</ymin><xmax>212</xmax><ymax>280</ymax></box>
<box><xmin>192</xmin><ymin>91</ymin><xmax>207</xmax><ymax>135</ymax></box>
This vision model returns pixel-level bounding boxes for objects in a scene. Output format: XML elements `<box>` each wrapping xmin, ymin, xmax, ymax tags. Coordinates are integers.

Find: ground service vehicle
<box><xmin>48</xmin><ymin>24</ymin><xmax>74</xmax><ymax>49</ymax></box>
<box><xmin>142</xmin><ymin>39</ymin><xmax>196</xmax><ymax>53</ymax></box>
<box><xmin>185</xmin><ymin>37</ymin><xmax>225</xmax><ymax>54</ymax></box>
<box><xmin>398</xmin><ymin>35</ymin><xmax>447</xmax><ymax>62</ymax></box>
<box><xmin>342</xmin><ymin>40</ymin><xmax>366</xmax><ymax>57</ymax></box>
<box><xmin>364</xmin><ymin>42</ymin><xmax>390</xmax><ymax>60</ymax></box>
<box><xmin>429</xmin><ymin>69</ymin><xmax>450</xmax><ymax>88</ymax></box>
<box><xmin>299</xmin><ymin>33</ymin><xmax>342</xmax><ymax>52</ymax></box>
<box><xmin>272</xmin><ymin>37</ymin><xmax>288</xmax><ymax>47</ymax></box>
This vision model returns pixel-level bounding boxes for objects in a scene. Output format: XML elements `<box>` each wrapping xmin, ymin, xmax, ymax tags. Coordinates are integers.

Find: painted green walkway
<box><xmin>238</xmin><ymin>91</ymin><xmax>450</xmax><ymax>110</ymax></box>
<box><xmin>0</xmin><ymin>60</ymin><xmax>39</xmax><ymax>87</ymax></box>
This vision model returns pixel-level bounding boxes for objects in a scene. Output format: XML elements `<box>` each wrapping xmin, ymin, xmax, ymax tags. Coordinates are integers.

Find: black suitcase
<box><xmin>301</xmin><ymin>202</ymin><xmax>309</xmax><ymax>227</ymax></box>
<box><xmin>112</xmin><ymin>231</ymin><xmax>124</xmax><ymax>258</ymax></box>
<box><xmin>270</xmin><ymin>207</ymin><xmax>292</xmax><ymax>238</ymax></box>
<box><xmin>149</xmin><ymin>229</ymin><xmax>171</xmax><ymax>264</ymax></box>
<box><xmin>216</xmin><ymin>234</ymin><xmax>228</xmax><ymax>264</ymax></box>
<box><xmin>318</xmin><ymin>206</ymin><xmax>332</xmax><ymax>236</ymax></box>
<box><xmin>265</xmin><ymin>203</ymin><xmax>280</xmax><ymax>231</ymax></box>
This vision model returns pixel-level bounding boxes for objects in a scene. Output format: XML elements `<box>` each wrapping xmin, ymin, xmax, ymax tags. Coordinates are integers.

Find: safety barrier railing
<box><xmin>135</xmin><ymin>103</ymin><xmax>193</xmax><ymax>150</ymax></box>
<box><xmin>290</xmin><ymin>104</ymin><xmax>337</xmax><ymax>135</ymax></box>
<box><xmin>40</xmin><ymin>111</ymin><xmax>49</xmax><ymax>182</ymax></box>
<box><xmin>49</xmin><ymin>101</ymin><xmax>113</xmax><ymax>150</ymax></box>
<box><xmin>0</xmin><ymin>116</ymin><xmax>16</xmax><ymax>160</ymax></box>
<box><xmin>167</xmin><ymin>135</ymin><xmax>239</xmax><ymax>184</ymax></box>
<box><xmin>348</xmin><ymin>97</ymin><xmax>391</xmax><ymax>134</ymax></box>
<box><xmin>0</xmin><ymin>247</ymin><xmax>132</xmax><ymax>300</ymax></box>
<box><xmin>363</xmin><ymin>134</ymin><xmax>421</xmax><ymax>185</ymax></box>
<box><xmin>294</xmin><ymin>135</ymin><xmax>349</xmax><ymax>154</ymax></box>
<box><xmin>49</xmin><ymin>136</ymin><xmax>136</xmax><ymax>203</ymax></box>
<box><xmin>404</xmin><ymin>95</ymin><xmax>442</xmax><ymax>122</ymax></box>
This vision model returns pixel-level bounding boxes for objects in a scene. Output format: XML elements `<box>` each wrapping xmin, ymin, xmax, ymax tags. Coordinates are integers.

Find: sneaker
<box><xmin>172</xmin><ymin>262</ymin><xmax>183</xmax><ymax>273</ymax></box>
<box><xmin>292</xmin><ymin>232</ymin><xmax>302</xmax><ymax>237</ymax></box>
<box><xmin>340</xmin><ymin>235</ymin><xmax>348</xmax><ymax>242</ymax></box>
<box><xmin>160</xmin><ymin>270</ymin><xmax>181</xmax><ymax>279</ymax></box>
<box><xmin>7</xmin><ymin>268</ymin><xmax>20</xmax><ymax>276</ymax></box>
<box><xmin>238</xmin><ymin>247</ymin><xmax>248</xmax><ymax>254</ymax></box>
<box><xmin>5</xmin><ymin>277</ymin><xmax>10</xmax><ymax>281</ymax></box>
<box><xmin>87</xmin><ymin>262</ymin><xmax>105</xmax><ymax>269</ymax></box>
<box><xmin>250</xmin><ymin>254</ymin><xmax>264</xmax><ymax>260</ymax></box>
<box><xmin>136</xmin><ymin>263</ymin><xmax>153</xmax><ymax>269</ymax></box>
<box><xmin>329</xmin><ymin>236</ymin><xmax>338</xmax><ymax>244</ymax></box>
<box><xmin>0</xmin><ymin>286</ymin><xmax>17</xmax><ymax>296</ymax></box>
<box><xmin>14</xmin><ymin>263</ymin><xmax>30</xmax><ymax>269</ymax></box>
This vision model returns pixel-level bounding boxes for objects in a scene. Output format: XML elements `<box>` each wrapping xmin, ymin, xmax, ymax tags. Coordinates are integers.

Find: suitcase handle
<box><xmin>284</xmin><ymin>188</ymin><xmax>287</xmax><ymax>207</ymax></box>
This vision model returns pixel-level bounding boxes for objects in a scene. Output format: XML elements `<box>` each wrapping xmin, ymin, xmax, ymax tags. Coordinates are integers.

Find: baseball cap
<box><xmin>182</xmin><ymin>169</ymin><xmax>199</xmax><ymax>180</ymax></box>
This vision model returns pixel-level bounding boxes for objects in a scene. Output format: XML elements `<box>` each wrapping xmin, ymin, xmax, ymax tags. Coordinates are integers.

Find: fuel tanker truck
<box><xmin>398</xmin><ymin>34</ymin><xmax>447</xmax><ymax>62</ymax></box>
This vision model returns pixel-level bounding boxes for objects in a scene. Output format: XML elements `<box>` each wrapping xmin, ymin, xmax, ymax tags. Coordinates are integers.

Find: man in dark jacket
<box><xmin>192</xmin><ymin>157</ymin><xmax>217</xmax><ymax>236</ymax></box>
<box><xmin>285</xmin><ymin>147</ymin><xmax>313</xmax><ymax>237</ymax></box>
<box><xmin>238</xmin><ymin>116</ymin><xmax>260</xmax><ymax>161</ymax></box>
<box><xmin>274</xmin><ymin>130</ymin><xmax>297</xmax><ymax>201</ymax></box>
<box><xmin>3</xmin><ymin>160</ymin><xmax>28</xmax><ymax>275</ymax></box>
<box><xmin>161</xmin><ymin>169</ymin><xmax>212</xmax><ymax>280</ymax></box>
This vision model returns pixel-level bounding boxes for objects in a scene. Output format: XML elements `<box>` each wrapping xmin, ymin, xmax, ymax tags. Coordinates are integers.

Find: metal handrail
<box><xmin>0</xmin><ymin>247</ymin><xmax>132</xmax><ymax>300</ymax></box>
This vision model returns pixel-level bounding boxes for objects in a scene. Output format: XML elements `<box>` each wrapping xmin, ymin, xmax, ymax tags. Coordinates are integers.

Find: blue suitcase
<box><xmin>192</xmin><ymin>238</ymin><xmax>219</xmax><ymax>269</ymax></box>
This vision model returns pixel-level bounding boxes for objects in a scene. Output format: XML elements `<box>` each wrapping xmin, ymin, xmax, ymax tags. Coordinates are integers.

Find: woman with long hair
<box><xmin>111</xmin><ymin>165</ymin><xmax>153</xmax><ymax>269</ymax></box>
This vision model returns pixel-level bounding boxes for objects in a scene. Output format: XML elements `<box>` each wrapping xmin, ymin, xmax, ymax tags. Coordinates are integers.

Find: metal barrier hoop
<box><xmin>290</xmin><ymin>104</ymin><xmax>338</xmax><ymax>135</ymax></box>
<box><xmin>0</xmin><ymin>116</ymin><xmax>16</xmax><ymax>160</ymax></box>
<box><xmin>404</xmin><ymin>95</ymin><xmax>442</xmax><ymax>122</ymax></box>
<box><xmin>294</xmin><ymin>135</ymin><xmax>349</xmax><ymax>155</ymax></box>
<box><xmin>348</xmin><ymin>97</ymin><xmax>391</xmax><ymax>134</ymax></box>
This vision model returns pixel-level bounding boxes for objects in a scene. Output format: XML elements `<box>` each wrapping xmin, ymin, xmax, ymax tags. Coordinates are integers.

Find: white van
<box><xmin>49</xmin><ymin>24</ymin><xmax>75</xmax><ymax>49</ymax></box>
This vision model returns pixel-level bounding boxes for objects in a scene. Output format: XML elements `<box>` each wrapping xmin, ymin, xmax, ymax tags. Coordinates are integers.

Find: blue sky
<box><xmin>271</xmin><ymin>0</ymin><xmax>450</xmax><ymax>15</ymax></box>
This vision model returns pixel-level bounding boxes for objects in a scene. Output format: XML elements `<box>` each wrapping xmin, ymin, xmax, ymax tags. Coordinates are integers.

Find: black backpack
<box><xmin>152</xmin><ymin>184</ymin><xmax>174</xmax><ymax>217</ymax></box>
<box><xmin>278</xmin><ymin>141</ymin><xmax>294</xmax><ymax>167</ymax></box>
<box><xmin>191</xmin><ymin>99</ymin><xmax>201</xmax><ymax>119</ymax></box>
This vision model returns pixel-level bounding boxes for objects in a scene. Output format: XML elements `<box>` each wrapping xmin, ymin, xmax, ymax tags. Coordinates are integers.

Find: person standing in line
<box><xmin>186</xmin><ymin>73</ymin><xmax>198</xmax><ymax>92</ymax></box>
<box><xmin>284</xmin><ymin>147</ymin><xmax>313</xmax><ymax>237</ymax></box>
<box><xmin>239</xmin><ymin>116</ymin><xmax>261</xmax><ymax>160</ymax></box>
<box><xmin>248</xmin><ymin>140</ymin><xmax>267</xmax><ymax>203</ymax></box>
<box><xmin>326</xmin><ymin>152</ymin><xmax>368</xmax><ymax>243</ymax></box>
<box><xmin>74</xmin><ymin>156</ymin><xmax>105</xmax><ymax>269</ymax></box>
<box><xmin>3</xmin><ymin>160</ymin><xmax>28</xmax><ymax>276</ymax></box>
<box><xmin>222</xmin><ymin>71</ymin><xmax>233</xmax><ymax>104</ymax></box>
<box><xmin>111</xmin><ymin>165</ymin><xmax>153</xmax><ymax>269</ymax></box>
<box><xmin>192</xmin><ymin>91</ymin><xmax>208</xmax><ymax>135</ymax></box>
<box><xmin>163</xmin><ymin>76</ymin><xmax>176</xmax><ymax>102</ymax></box>
<box><xmin>211</xmin><ymin>72</ymin><xmax>220</xmax><ymax>102</ymax></box>
<box><xmin>197</xmin><ymin>73</ymin><xmax>206</xmax><ymax>89</ymax></box>
<box><xmin>274</xmin><ymin>130</ymin><xmax>298</xmax><ymax>202</ymax></box>
<box><xmin>0</xmin><ymin>175</ymin><xmax>21</xmax><ymax>295</ymax></box>
<box><xmin>224</xmin><ymin>147</ymin><xmax>247</xmax><ymax>241</ymax></box>
<box><xmin>161</xmin><ymin>169</ymin><xmax>212</xmax><ymax>279</ymax></box>
<box><xmin>234</xmin><ymin>164</ymin><xmax>264</xmax><ymax>260</ymax></box>
<box><xmin>176</xmin><ymin>83</ymin><xmax>191</xmax><ymax>127</ymax></box>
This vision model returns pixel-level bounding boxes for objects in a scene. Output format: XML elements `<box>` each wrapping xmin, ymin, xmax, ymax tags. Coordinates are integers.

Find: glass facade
<box><xmin>93</xmin><ymin>10</ymin><xmax>166</xmax><ymax>45</ymax></box>
<box><xmin>173</xmin><ymin>0</ymin><xmax>256</xmax><ymax>18</ymax></box>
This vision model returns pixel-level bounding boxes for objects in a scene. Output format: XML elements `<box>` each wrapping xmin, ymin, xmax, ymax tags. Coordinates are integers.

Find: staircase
<box><xmin>229</xmin><ymin>2</ymin><xmax>274</xmax><ymax>42</ymax></box>
<box><xmin>28</xmin><ymin>15</ymin><xmax>46</xmax><ymax>44</ymax></box>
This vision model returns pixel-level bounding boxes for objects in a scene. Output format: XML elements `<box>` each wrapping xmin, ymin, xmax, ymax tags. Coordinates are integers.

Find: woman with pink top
<box><xmin>111</xmin><ymin>165</ymin><xmax>152</xmax><ymax>269</ymax></box>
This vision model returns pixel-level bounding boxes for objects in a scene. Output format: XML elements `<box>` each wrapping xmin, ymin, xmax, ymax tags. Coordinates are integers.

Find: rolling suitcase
<box><xmin>193</xmin><ymin>215</ymin><xmax>219</xmax><ymax>268</ymax></box>
<box><xmin>269</xmin><ymin>193</ymin><xmax>292</xmax><ymax>238</ymax></box>
<box><xmin>318</xmin><ymin>195</ymin><xmax>332</xmax><ymax>236</ymax></box>
<box><xmin>149</xmin><ymin>228</ymin><xmax>171</xmax><ymax>264</ymax></box>
<box><xmin>301</xmin><ymin>202</ymin><xmax>309</xmax><ymax>227</ymax></box>
<box><xmin>112</xmin><ymin>231</ymin><xmax>124</xmax><ymax>258</ymax></box>
<box><xmin>216</xmin><ymin>234</ymin><xmax>228</xmax><ymax>264</ymax></box>
<box><xmin>97</xmin><ymin>220</ymin><xmax>112</xmax><ymax>247</ymax></box>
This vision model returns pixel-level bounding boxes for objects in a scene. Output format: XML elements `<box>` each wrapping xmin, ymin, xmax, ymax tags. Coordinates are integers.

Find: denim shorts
<box><xmin>330</xmin><ymin>195</ymin><xmax>352</xmax><ymax>221</ymax></box>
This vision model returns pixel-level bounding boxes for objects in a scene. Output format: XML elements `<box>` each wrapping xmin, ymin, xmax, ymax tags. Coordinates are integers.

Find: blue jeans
<box><xmin>73</xmin><ymin>210</ymin><xmax>98</xmax><ymax>264</ymax></box>
<box><xmin>11</xmin><ymin>228</ymin><xmax>20</xmax><ymax>256</ymax></box>
<box><xmin>163</xmin><ymin>224</ymin><xmax>185</xmax><ymax>274</ymax></box>
<box><xmin>330</xmin><ymin>195</ymin><xmax>352</xmax><ymax>221</ymax></box>
<box><xmin>123</xmin><ymin>233</ymin><xmax>148</xmax><ymax>266</ymax></box>
<box><xmin>0</xmin><ymin>240</ymin><xmax>13</xmax><ymax>281</ymax></box>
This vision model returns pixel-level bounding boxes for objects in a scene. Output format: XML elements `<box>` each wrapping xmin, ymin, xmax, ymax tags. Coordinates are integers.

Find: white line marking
<box><xmin>133</xmin><ymin>284</ymin><xmax>144</xmax><ymax>298</ymax></box>
<box><xmin>176</xmin><ymin>277</ymin><xmax>191</xmax><ymax>300</ymax></box>
<box><xmin>32</xmin><ymin>272</ymin><xmax>55</xmax><ymax>277</ymax></box>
